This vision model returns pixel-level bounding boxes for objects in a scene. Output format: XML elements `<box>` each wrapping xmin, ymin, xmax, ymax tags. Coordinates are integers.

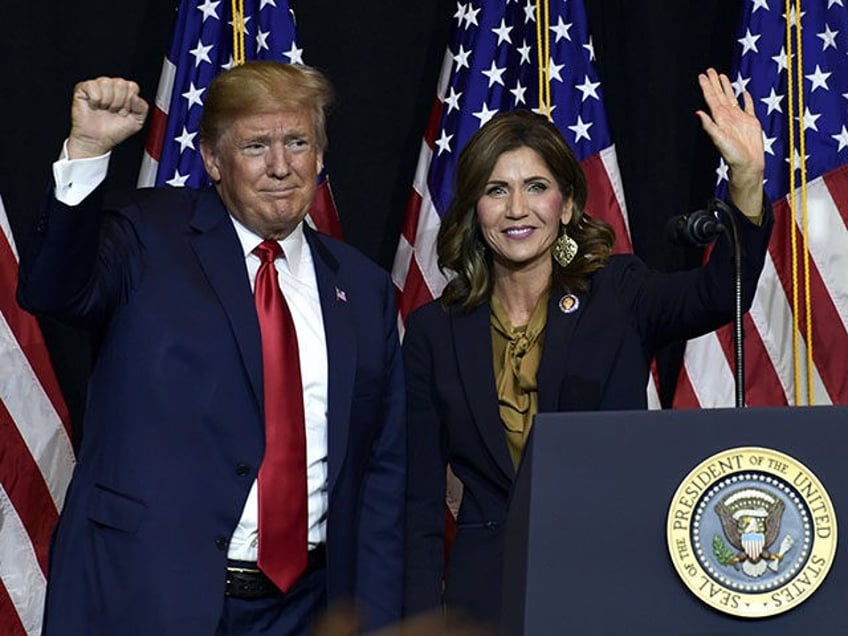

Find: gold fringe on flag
<box><xmin>231</xmin><ymin>0</ymin><xmax>246</xmax><ymax>66</ymax></box>
<box><xmin>784</xmin><ymin>0</ymin><xmax>814</xmax><ymax>405</ymax></box>
<box><xmin>535</xmin><ymin>0</ymin><xmax>552</xmax><ymax>119</ymax></box>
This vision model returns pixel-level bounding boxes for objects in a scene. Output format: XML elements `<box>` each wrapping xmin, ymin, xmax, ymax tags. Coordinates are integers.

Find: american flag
<box><xmin>392</xmin><ymin>0</ymin><xmax>632</xmax><ymax>327</ymax></box>
<box><xmin>0</xmin><ymin>195</ymin><xmax>75</xmax><ymax>636</ymax></box>
<box><xmin>139</xmin><ymin>0</ymin><xmax>343</xmax><ymax>239</ymax></box>
<box><xmin>674</xmin><ymin>0</ymin><xmax>848</xmax><ymax>407</ymax></box>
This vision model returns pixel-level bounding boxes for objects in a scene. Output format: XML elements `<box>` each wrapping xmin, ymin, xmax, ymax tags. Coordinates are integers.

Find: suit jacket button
<box><xmin>236</xmin><ymin>464</ymin><xmax>251</xmax><ymax>477</ymax></box>
<box><xmin>216</xmin><ymin>536</ymin><xmax>229</xmax><ymax>550</ymax></box>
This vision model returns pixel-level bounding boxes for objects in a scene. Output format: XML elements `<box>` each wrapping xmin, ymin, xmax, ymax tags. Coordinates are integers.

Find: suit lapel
<box><xmin>452</xmin><ymin>303</ymin><xmax>515</xmax><ymax>482</ymax></box>
<box><xmin>537</xmin><ymin>290</ymin><xmax>585</xmax><ymax>412</ymax></box>
<box><xmin>188</xmin><ymin>190</ymin><xmax>263</xmax><ymax>409</ymax></box>
<box><xmin>305</xmin><ymin>228</ymin><xmax>355</xmax><ymax>495</ymax></box>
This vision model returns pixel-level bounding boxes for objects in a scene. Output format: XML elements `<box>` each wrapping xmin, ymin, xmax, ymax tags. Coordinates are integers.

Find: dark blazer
<box><xmin>17</xmin><ymin>186</ymin><xmax>406</xmax><ymax>634</ymax></box>
<box><xmin>403</xmin><ymin>205</ymin><xmax>772</xmax><ymax>622</ymax></box>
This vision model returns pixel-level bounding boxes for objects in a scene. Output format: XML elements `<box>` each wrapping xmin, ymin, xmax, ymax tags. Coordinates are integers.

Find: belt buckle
<box><xmin>225</xmin><ymin>564</ymin><xmax>275</xmax><ymax>599</ymax></box>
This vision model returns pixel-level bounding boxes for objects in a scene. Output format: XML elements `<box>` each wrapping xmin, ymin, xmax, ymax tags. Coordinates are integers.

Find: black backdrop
<box><xmin>0</xmin><ymin>0</ymin><xmax>742</xmax><ymax>438</ymax></box>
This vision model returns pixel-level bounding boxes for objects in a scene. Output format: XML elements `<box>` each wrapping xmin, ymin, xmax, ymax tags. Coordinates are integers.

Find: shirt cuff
<box><xmin>52</xmin><ymin>139</ymin><xmax>111</xmax><ymax>206</ymax></box>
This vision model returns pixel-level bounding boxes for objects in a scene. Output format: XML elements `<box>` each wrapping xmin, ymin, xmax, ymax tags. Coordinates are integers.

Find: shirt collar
<box><xmin>230</xmin><ymin>216</ymin><xmax>306</xmax><ymax>278</ymax></box>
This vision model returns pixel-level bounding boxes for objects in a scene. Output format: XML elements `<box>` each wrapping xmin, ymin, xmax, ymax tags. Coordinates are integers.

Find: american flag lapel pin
<box><xmin>335</xmin><ymin>287</ymin><xmax>347</xmax><ymax>302</ymax></box>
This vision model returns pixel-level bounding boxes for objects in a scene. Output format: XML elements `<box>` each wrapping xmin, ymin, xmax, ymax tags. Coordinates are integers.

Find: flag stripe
<box><xmin>729</xmin><ymin>313</ymin><xmax>794</xmax><ymax>407</ymax></box>
<box><xmin>396</xmin><ymin>254</ymin><xmax>431</xmax><ymax>326</ymax></box>
<box><xmin>745</xmin><ymin>258</ymin><xmax>801</xmax><ymax>405</ymax></box>
<box><xmin>672</xmin><ymin>365</ymin><xmax>700</xmax><ymax>409</ymax></box>
<box><xmin>423</xmin><ymin>97</ymin><xmax>444</xmax><ymax>151</ymax></box>
<box><xmin>153</xmin><ymin>57</ymin><xmax>176</xmax><ymax>116</ymax></box>
<box><xmin>0</xmin><ymin>398</ymin><xmax>59</xmax><ymax>572</ymax></box>
<box><xmin>0</xmin><ymin>215</ymin><xmax>69</xmax><ymax>428</ymax></box>
<box><xmin>0</xmin><ymin>312</ymin><xmax>75</xmax><ymax>511</ymax></box>
<box><xmin>0</xmin><ymin>234</ymin><xmax>72</xmax><ymax>442</ymax></box>
<box><xmin>813</xmin><ymin>168</ymin><xmax>848</xmax><ymax>328</ymax></box>
<box><xmin>582</xmin><ymin>151</ymin><xmax>631</xmax><ymax>253</ymax></box>
<box><xmin>144</xmin><ymin>107</ymin><xmax>169</xmax><ymax>165</ymax></box>
<box><xmin>0</xmin><ymin>578</ymin><xmax>28</xmax><ymax>636</ymax></box>
<box><xmin>399</xmin><ymin>183</ymin><xmax>424</xmax><ymax>246</ymax></box>
<box><xmin>824</xmin><ymin>164</ymin><xmax>848</xmax><ymax>227</ymax></box>
<box><xmin>0</xmin><ymin>484</ymin><xmax>47</xmax><ymax>636</ymax></box>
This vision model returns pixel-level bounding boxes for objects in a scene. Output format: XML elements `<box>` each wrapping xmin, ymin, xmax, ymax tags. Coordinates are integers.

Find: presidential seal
<box><xmin>666</xmin><ymin>447</ymin><xmax>837</xmax><ymax>618</ymax></box>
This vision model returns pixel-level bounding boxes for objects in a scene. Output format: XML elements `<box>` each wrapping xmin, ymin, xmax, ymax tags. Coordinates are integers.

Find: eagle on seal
<box><xmin>715</xmin><ymin>488</ymin><xmax>790</xmax><ymax>577</ymax></box>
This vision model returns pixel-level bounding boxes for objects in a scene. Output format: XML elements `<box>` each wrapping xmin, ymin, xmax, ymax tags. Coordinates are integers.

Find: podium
<box><xmin>502</xmin><ymin>405</ymin><xmax>848</xmax><ymax>635</ymax></box>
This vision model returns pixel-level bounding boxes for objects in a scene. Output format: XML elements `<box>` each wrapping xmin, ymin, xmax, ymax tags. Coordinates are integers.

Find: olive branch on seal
<box><xmin>712</xmin><ymin>535</ymin><xmax>737</xmax><ymax>567</ymax></box>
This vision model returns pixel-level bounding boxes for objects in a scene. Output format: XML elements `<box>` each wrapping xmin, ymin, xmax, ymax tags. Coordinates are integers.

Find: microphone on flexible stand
<box><xmin>665</xmin><ymin>199</ymin><xmax>746</xmax><ymax>407</ymax></box>
<box><xmin>664</xmin><ymin>208</ymin><xmax>726</xmax><ymax>247</ymax></box>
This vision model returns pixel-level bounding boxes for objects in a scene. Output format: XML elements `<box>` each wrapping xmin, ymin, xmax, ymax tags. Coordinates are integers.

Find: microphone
<box><xmin>665</xmin><ymin>209</ymin><xmax>726</xmax><ymax>247</ymax></box>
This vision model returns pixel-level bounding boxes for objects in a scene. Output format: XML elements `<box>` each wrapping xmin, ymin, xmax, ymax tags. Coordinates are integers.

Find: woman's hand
<box><xmin>696</xmin><ymin>68</ymin><xmax>764</xmax><ymax>222</ymax></box>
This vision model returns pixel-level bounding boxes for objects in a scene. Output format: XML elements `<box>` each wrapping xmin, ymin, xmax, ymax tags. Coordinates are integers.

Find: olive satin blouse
<box><xmin>490</xmin><ymin>290</ymin><xmax>549</xmax><ymax>469</ymax></box>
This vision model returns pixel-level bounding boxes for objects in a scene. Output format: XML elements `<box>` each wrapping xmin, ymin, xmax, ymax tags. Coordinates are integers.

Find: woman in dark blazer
<box><xmin>403</xmin><ymin>69</ymin><xmax>773</xmax><ymax>624</ymax></box>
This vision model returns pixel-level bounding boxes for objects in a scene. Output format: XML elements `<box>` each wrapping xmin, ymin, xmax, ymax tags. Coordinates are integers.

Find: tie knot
<box><xmin>254</xmin><ymin>240</ymin><xmax>283</xmax><ymax>263</ymax></box>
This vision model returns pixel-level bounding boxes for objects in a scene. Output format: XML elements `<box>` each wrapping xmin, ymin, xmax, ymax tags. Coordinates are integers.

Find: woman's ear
<box><xmin>561</xmin><ymin>198</ymin><xmax>574</xmax><ymax>226</ymax></box>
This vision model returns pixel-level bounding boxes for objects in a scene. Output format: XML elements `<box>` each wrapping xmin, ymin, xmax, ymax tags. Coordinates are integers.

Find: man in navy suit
<box><xmin>17</xmin><ymin>62</ymin><xmax>405</xmax><ymax>635</ymax></box>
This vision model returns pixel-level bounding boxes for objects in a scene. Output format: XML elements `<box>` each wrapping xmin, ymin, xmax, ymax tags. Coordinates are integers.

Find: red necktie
<box><xmin>252</xmin><ymin>240</ymin><xmax>308</xmax><ymax>592</ymax></box>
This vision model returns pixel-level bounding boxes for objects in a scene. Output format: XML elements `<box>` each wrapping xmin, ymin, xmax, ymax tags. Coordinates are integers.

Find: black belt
<box><xmin>225</xmin><ymin>545</ymin><xmax>326</xmax><ymax>599</ymax></box>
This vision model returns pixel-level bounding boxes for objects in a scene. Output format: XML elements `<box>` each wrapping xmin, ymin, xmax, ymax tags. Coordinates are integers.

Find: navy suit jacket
<box><xmin>17</xmin><ymin>186</ymin><xmax>405</xmax><ymax>634</ymax></box>
<box><xmin>403</xmin><ymin>205</ymin><xmax>772</xmax><ymax>622</ymax></box>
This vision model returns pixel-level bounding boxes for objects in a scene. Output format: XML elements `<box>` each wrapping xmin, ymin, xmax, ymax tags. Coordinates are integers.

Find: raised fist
<box><xmin>68</xmin><ymin>77</ymin><xmax>149</xmax><ymax>159</ymax></box>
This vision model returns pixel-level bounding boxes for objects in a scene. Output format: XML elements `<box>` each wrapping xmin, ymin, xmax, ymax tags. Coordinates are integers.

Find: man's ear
<box><xmin>199</xmin><ymin>141</ymin><xmax>221</xmax><ymax>182</ymax></box>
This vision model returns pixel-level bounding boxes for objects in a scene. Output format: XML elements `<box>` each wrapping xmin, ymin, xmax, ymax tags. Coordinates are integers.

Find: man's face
<box><xmin>201</xmin><ymin>108</ymin><xmax>322</xmax><ymax>240</ymax></box>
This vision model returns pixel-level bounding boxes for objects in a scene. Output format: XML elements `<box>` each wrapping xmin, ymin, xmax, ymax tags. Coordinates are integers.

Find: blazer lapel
<box><xmin>188</xmin><ymin>189</ymin><xmax>264</xmax><ymax>409</ymax></box>
<box><xmin>537</xmin><ymin>290</ymin><xmax>585</xmax><ymax>412</ymax></box>
<box><xmin>305</xmin><ymin>228</ymin><xmax>355</xmax><ymax>495</ymax></box>
<box><xmin>452</xmin><ymin>303</ymin><xmax>515</xmax><ymax>482</ymax></box>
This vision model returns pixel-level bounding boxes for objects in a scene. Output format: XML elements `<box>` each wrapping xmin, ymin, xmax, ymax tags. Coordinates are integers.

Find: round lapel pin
<box><xmin>558</xmin><ymin>294</ymin><xmax>579</xmax><ymax>314</ymax></box>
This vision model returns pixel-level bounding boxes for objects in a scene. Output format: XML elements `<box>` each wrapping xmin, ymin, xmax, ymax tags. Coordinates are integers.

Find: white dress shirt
<box><xmin>53</xmin><ymin>144</ymin><xmax>329</xmax><ymax>561</ymax></box>
<box><xmin>228</xmin><ymin>217</ymin><xmax>329</xmax><ymax>559</ymax></box>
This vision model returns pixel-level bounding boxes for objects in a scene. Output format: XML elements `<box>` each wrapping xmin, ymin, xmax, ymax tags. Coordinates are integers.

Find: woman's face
<box><xmin>476</xmin><ymin>146</ymin><xmax>573</xmax><ymax>276</ymax></box>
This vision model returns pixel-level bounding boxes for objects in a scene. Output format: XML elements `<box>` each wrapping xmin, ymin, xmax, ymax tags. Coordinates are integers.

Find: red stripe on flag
<box><xmin>739</xmin><ymin>316</ymin><xmax>790</xmax><ymax>406</ymax></box>
<box><xmin>769</xmin><ymin>199</ymin><xmax>848</xmax><ymax>402</ymax></box>
<box><xmin>143</xmin><ymin>106</ymin><xmax>168</xmax><ymax>163</ymax></box>
<box><xmin>710</xmin><ymin>312</ymin><xmax>790</xmax><ymax>407</ymax></box>
<box><xmin>732</xmin><ymin>314</ymin><xmax>788</xmax><ymax>406</ymax></box>
<box><xmin>401</xmin><ymin>191</ymin><xmax>423</xmax><ymax>245</ymax></box>
<box><xmin>396</xmin><ymin>259</ymin><xmax>435</xmax><ymax>324</ymax></box>
<box><xmin>581</xmin><ymin>153</ymin><xmax>631</xmax><ymax>254</ymax></box>
<box><xmin>308</xmin><ymin>176</ymin><xmax>344</xmax><ymax>240</ymax></box>
<box><xmin>423</xmin><ymin>98</ymin><xmax>444</xmax><ymax>150</ymax></box>
<box><xmin>824</xmin><ymin>164</ymin><xmax>848</xmax><ymax>226</ymax></box>
<box><xmin>740</xmin><ymin>317</ymin><xmax>790</xmax><ymax>407</ymax></box>
<box><xmin>0</xmin><ymin>230</ymin><xmax>71</xmax><ymax>437</ymax></box>
<box><xmin>671</xmin><ymin>366</ymin><xmax>700</xmax><ymax>409</ymax></box>
<box><xmin>0</xmin><ymin>580</ymin><xmax>28</xmax><ymax>636</ymax></box>
<box><xmin>0</xmin><ymin>400</ymin><xmax>58</xmax><ymax>572</ymax></box>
